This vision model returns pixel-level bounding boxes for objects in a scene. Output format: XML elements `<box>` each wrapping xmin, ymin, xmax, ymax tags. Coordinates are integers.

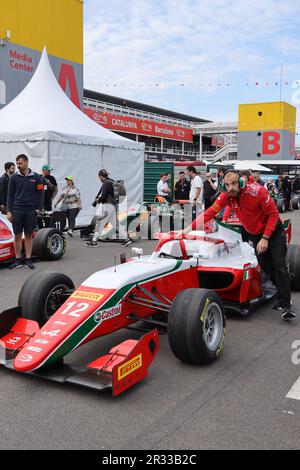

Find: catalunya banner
<box><xmin>84</xmin><ymin>108</ymin><xmax>194</xmax><ymax>142</ymax></box>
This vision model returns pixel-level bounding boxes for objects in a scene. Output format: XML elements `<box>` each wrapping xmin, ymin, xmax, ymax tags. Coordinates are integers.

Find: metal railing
<box><xmin>145</xmin><ymin>146</ymin><xmax>199</xmax><ymax>157</ymax></box>
<box><xmin>84</xmin><ymin>97</ymin><xmax>197</xmax><ymax>129</ymax></box>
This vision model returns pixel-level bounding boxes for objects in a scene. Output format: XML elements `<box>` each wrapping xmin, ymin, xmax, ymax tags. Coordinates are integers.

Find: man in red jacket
<box><xmin>181</xmin><ymin>170</ymin><xmax>295</xmax><ymax>320</ymax></box>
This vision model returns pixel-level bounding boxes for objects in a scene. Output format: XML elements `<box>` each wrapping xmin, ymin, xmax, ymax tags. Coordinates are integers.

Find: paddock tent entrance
<box><xmin>0</xmin><ymin>48</ymin><xmax>144</xmax><ymax>225</ymax></box>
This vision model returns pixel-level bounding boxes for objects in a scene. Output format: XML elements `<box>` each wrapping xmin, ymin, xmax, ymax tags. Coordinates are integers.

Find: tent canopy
<box><xmin>233</xmin><ymin>161</ymin><xmax>272</xmax><ymax>172</ymax></box>
<box><xmin>0</xmin><ymin>48</ymin><xmax>144</xmax><ymax>225</ymax></box>
<box><xmin>0</xmin><ymin>48</ymin><xmax>144</xmax><ymax>150</ymax></box>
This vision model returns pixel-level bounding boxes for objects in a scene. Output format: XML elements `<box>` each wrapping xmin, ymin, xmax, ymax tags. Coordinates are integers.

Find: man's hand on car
<box><xmin>256</xmin><ymin>237</ymin><xmax>269</xmax><ymax>255</ymax></box>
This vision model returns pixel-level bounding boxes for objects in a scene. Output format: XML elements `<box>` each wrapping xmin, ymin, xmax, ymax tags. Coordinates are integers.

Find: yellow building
<box><xmin>0</xmin><ymin>0</ymin><xmax>83</xmax><ymax>107</ymax></box>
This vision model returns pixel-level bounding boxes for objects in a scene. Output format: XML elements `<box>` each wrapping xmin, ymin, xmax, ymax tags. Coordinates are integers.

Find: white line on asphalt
<box><xmin>286</xmin><ymin>376</ymin><xmax>300</xmax><ymax>400</ymax></box>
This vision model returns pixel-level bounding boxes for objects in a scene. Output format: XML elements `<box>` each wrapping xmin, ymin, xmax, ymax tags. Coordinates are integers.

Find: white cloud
<box><xmin>83</xmin><ymin>0</ymin><xmax>300</xmax><ymax>122</ymax></box>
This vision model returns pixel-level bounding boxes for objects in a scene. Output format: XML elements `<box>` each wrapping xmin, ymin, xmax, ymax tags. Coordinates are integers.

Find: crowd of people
<box><xmin>0</xmin><ymin>154</ymin><xmax>132</xmax><ymax>269</ymax></box>
<box><xmin>0</xmin><ymin>155</ymin><xmax>298</xmax><ymax>320</ymax></box>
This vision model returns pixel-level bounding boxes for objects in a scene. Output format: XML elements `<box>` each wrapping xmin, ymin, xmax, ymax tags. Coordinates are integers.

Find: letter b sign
<box><xmin>262</xmin><ymin>132</ymin><xmax>281</xmax><ymax>155</ymax></box>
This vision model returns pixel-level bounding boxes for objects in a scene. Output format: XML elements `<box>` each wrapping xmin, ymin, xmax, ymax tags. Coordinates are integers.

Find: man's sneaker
<box><xmin>281</xmin><ymin>308</ymin><xmax>296</xmax><ymax>320</ymax></box>
<box><xmin>122</xmin><ymin>239</ymin><xmax>133</xmax><ymax>247</ymax></box>
<box><xmin>24</xmin><ymin>259</ymin><xmax>35</xmax><ymax>269</ymax></box>
<box><xmin>272</xmin><ymin>301</ymin><xmax>283</xmax><ymax>310</ymax></box>
<box><xmin>273</xmin><ymin>300</ymin><xmax>293</xmax><ymax>311</ymax></box>
<box><xmin>67</xmin><ymin>230</ymin><xmax>73</xmax><ymax>237</ymax></box>
<box><xmin>9</xmin><ymin>259</ymin><xmax>22</xmax><ymax>270</ymax></box>
<box><xmin>85</xmin><ymin>240</ymin><xmax>98</xmax><ymax>247</ymax></box>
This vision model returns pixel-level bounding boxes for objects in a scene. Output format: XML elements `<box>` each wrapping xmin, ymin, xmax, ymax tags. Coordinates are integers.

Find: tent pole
<box><xmin>47</xmin><ymin>140</ymin><xmax>50</xmax><ymax>165</ymax></box>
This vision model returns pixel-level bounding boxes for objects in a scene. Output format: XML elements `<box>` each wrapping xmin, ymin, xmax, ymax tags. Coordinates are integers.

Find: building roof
<box><xmin>84</xmin><ymin>89</ymin><xmax>210</xmax><ymax>124</ymax></box>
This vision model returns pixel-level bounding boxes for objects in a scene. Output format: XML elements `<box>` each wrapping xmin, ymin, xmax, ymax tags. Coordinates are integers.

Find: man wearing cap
<box><xmin>41</xmin><ymin>165</ymin><xmax>58</xmax><ymax>212</ymax></box>
<box><xmin>86</xmin><ymin>169</ymin><xmax>132</xmax><ymax>247</ymax></box>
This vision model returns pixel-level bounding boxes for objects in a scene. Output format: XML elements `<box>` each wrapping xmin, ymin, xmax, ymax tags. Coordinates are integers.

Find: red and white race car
<box><xmin>0</xmin><ymin>213</ymin><xmax>66</xmax><ymax>264</ymax></box>
<box><xmin>0</xmin><ymin>221</ymin><xmax>299</xmax><ymax>396</ymax></box>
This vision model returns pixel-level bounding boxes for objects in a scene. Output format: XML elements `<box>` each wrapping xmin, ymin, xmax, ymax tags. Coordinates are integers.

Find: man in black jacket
<box><xmin>175</xmin><ymin>171</ymin><xmax>190</xmax><ymax>200</ymax></box>
<box><xmin>0</xmin><ymin>162</ymin><xmax>15</xmax><ymax>213</ymax></box>
<box><xmin>7</xmin><ymin>154</ymin><xmax>44</xmax><ymax>269</ymax></box>
<box><xmin>86</xmin><ymin>169</ymin><xmax>131</xmax><ymax>247</ymax></box>
<box><xmin>203</xmin><ymin>172</ymin><xmax>217</xmax><ymax>209</ymax></box>
<box><xmin>282</xmin><ymin>172</ymin><xmax>292</xmax><ymax>210</ymax></box>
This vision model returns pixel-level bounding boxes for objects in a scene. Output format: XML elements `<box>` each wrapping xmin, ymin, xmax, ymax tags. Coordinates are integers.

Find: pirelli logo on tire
<box><xmin>71</xmin><ymin>291</ymin><xmax>104</xmax><ymax>302</ymax></box>
<box><xmin>118</xmin><ymin>354</ymin><xmax>142</xmax><ymax>380</ymax></box>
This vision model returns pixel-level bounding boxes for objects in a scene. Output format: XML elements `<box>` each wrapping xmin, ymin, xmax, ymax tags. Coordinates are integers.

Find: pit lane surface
<box><xmin>0</xmin><ymin>213</ymin><xmax>299</xmax><ymax>450</ymax></box>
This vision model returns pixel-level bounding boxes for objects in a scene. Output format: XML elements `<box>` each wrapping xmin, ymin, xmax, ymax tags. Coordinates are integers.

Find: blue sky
<box><xmin>84</xmin><ymin>0</ymin><xmax>300</xmax><ymax>133</ymax></box>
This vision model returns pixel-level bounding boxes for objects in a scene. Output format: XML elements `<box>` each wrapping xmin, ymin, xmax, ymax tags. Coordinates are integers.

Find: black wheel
<box><xmin>288</xmin><ymin>244</ymin><xmax>300</xmax><ymax>291</ymax></box>
<box><xmin>32</xmin><ymin>228</ymin><xmax>66</xmax><ymax>260</ymax></box>
<box><xmin>18</xmin><ymin>271</ymin><xmax>75</xmax><ymax>326</ymax></box>
<box><xmin>276</xmin><ymin>199</ymin><xmax>285</xmax><ymax>213</ymax></box>
<box><xmin>292</xmin><ymin>197</ymin><xmax>300</xmax><ymax>210</ymax></box>
<box><xmin>168</xmin><ymin>288</ymin><xmax>225</xmax><ymax>364</ymax></box>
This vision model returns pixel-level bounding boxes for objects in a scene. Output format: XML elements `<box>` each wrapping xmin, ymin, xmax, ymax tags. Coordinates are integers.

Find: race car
<box><xmin>0</xmin><ymin>213</ymin><xmax>66</xmax><ymax>264</ymax></box>
<box><xmin>0</xmin><ymin>221</ymin><xmax>299</xmax><ymax>396</ymax></box>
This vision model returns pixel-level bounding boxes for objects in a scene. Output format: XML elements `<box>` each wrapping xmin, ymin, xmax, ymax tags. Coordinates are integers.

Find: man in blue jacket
<box><xmin>7</xmin><ymin>154</ymin><xmax>44</xmax><ymax>269</ymax></box>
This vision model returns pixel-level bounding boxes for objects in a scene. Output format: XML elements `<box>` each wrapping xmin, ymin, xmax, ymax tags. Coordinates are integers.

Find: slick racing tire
<box><xmin>276</xmin><ymin>199</ymin><xmax>285</xmax><ymax>213</ymax></box>
<box><xmin>32</xmin><ymin>228</ymin><xmax>66</xmax><ymax>260</ymax></box>
<box><xmin>168</xmin><ymin>288</ymin><xmax>225</xmax><ymax>364</ymax></box>
<box><xmin>288</xmin><ymin>244</ymin><xmax>300</xmax><ymax>291</ymax></box>
<box><xmin>18</xmin><ymin>271</ymin><xmax>75</xmax><ymax>326</ymax></box>
<box><xmin>292</xmin><ymin>196</ymin><xmax>300</xmax><ymax>210</ymax></box>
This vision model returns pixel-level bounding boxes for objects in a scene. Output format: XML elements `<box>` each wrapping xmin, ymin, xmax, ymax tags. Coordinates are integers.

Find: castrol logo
<box><xmin>94</xmin><ymin>304</ymin><xmax>122</xmax><ymax>324</ymax></box>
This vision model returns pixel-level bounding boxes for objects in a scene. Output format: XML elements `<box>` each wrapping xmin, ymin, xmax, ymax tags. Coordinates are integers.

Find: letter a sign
<box><xmin>58</xmin><ymin>64</ymin><xmax>81</xmax><ymax>108</ymax></box>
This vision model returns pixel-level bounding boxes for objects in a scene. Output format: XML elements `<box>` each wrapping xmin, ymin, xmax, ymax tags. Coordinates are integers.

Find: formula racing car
<box><xmin>0</xmin><ymin>221</ymin><xmax>299</xmax><ymax>396</ymax></box>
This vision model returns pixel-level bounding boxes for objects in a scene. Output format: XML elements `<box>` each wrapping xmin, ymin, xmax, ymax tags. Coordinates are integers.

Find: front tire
<box><xmin>168</xmin><ymin>288</ymin><xmax>226</xmax><ymax>364</ymax></box>
<box><xmin>18</xmin><ymin>271</ymin><xmax>74</xmax><ymax>326</ymax></box>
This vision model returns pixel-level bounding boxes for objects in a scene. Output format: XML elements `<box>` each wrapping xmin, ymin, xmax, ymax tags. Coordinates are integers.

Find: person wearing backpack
<box><xmin>85</xmin><ymin>169</ymin><xmax>132</xmax><ymax>247</ymax></box>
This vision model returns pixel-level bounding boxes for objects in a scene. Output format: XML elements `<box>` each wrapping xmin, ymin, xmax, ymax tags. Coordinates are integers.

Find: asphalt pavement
<box><xmin>0</xmin><ymin>212</ymin><xmax>299</xmax><ymax>450</ymax></box>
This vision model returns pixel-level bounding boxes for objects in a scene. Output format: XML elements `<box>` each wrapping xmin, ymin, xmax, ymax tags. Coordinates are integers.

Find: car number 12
<box><xmin>60</xmin><ymin>301</ymin><xmax>90</xmax><ymax>318</ymax></box>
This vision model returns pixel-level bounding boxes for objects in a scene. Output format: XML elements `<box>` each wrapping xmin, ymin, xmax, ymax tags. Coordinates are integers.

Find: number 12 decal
<box><xmin>60</xmin><ymin>301</ymin><xmax>89</xmax><ymax>318</ymax></box>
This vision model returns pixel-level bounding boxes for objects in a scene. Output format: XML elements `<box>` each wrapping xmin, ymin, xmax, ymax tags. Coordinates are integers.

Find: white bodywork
<box><xmin>82</xmin><ymin>223</ymin><xmax>258</xmax><ymax>291</ymax></box>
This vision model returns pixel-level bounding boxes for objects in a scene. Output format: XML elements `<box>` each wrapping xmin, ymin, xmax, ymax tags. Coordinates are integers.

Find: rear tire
<box><xmin>168</xmin><ymin>288</ymin><xmax>226</xmax><ymax>364</ymax></box>
<box><xmin>292</xmin><ymin>197</ymin><xmax>300</xmax><ymax>210</ymax></box>
<box><xmin>32</xmin><ymin>228</ymin><xmax>66</xmax><ymax>260</ymax></box>
<box><xmin>276</xmin><ymin>199</ymin><xmax>285</xmax><ymax>213</ymax></box>
<box><xmin>288</xmin><ymin>244</ymin><xmax>300</xmax><ymax>291</ymax></box>
<box><xmin>18</xmin><ymin>271</ymin><xmax>74</xmax><ymax>326</ymax></box>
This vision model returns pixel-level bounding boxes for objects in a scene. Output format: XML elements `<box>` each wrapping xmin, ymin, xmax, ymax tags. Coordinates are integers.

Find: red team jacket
<box><xmin>191</xmin><ymin>183</ymin><xmax>279</xmax><ymax>238</ymax></box>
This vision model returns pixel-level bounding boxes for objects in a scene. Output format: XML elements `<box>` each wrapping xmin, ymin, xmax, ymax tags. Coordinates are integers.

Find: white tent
<box><xmin>233</xmin><ymin>161</ymin><xmax>272</xmax><ymax>172</ymax></box>
<box><xmin>0</xmin><ymin>48</ymin><xmax>145</xmax><ymax>225</ymax></box>
<box><xmin>219</xmin><ymin>160</ymin><xmax>272</xmax><ymax>172</ymax></box>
